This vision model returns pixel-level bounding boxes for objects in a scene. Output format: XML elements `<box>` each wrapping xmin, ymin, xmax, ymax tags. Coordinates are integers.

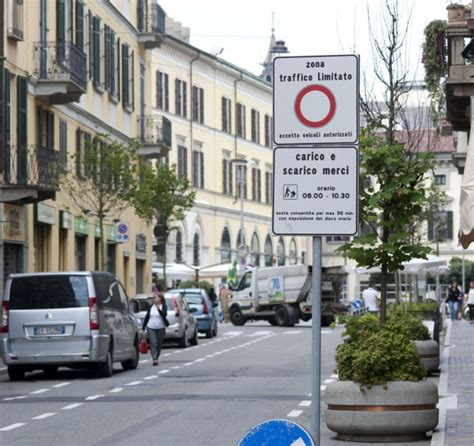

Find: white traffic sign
<box><xmin>273</xmin><ymin>55</ymin><xmax>359</xmax><ymax>146</ymax></box>
<box><xmin>116</xmin><ymin>222</ymin><xmax>129</xmax><ymax>243</ymax></box>
<box><xmin>272</xmin><ymin>147</ymin><xmax>359</xmax><ymax>235</ymax></box>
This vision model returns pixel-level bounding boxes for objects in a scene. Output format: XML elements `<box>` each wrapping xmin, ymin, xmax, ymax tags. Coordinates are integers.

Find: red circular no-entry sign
<box><xmin>294</xmin><ymin>84</ymin><xmax>336</xmax><ymax>128</ymax></box>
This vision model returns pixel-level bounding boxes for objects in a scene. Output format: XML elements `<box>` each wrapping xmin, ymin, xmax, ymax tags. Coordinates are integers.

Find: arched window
<box><xmin>193</xmin><ymin>233</ymin><xmax>200</xmax><ymax>266</ymax></box>
<box><xmin>264</xmin><ymin>234</ymin><xmax>273</xmax><ymax>266</ymax></box>
<box><xmin>175</xmin><ymin>229</ymin><xmax>183</xmax><ymax>263</ymax></box>
<box><xmin>277</xmin><ymin>237</ymin><xmax>285</xmax><ymax>266</ymax></box>
<box><xmin>251</xmin><ymin>232</ymin><xmax>260</xmax><ymax>266</ymax></box>
<box><xmin>289</xmin><ymin>238</ymin><xmax>297</xmax><ymax>265</ymax></box>
<box><xmin>236</xmin><ymin>229</ymin><xmax>245</xmax><ymax>247</ymax></box>
<box><xmin>221</xmin><ymin>227</ymin><xmax>231</xmax><ymax>263</ymax></box>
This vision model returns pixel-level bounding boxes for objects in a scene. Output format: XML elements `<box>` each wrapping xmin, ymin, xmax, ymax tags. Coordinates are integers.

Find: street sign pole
<box><xmin>311</xmin><ymin>236</ymin><xmax>322</xmax><ymax>443</ymax></box>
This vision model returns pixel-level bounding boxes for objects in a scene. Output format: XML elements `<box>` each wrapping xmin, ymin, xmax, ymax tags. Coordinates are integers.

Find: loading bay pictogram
<box><xmin>283</xmin><ymin>184</ymin><xmax>298</xmax><ymax>200</ymax></box>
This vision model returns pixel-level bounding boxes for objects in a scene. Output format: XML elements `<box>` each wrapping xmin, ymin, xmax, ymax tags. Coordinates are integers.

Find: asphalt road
<box><xmin>0</xmin><ymin>322</ymin><xmax>432</xmax><ymax>445</ymax></box>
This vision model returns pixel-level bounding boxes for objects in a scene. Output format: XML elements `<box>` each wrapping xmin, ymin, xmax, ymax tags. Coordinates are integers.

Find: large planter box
<box><xmin>325</xmin><ymin>380</ymin><xmax>439</xmax><ymax>442</ymax></box>
<box><xmin>415</xmin><ymin>340</ymin><xmax>440</xmax><ymax>375</ymax></box>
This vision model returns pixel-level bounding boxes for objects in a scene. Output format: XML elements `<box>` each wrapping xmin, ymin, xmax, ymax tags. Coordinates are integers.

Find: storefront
<box><xmin>136</xmin><ymin>234</ymin><xmax>147</xmax><ymax>294</ymax></box>
<box><xmin>34</xmin><ymin>203</ymin><xmax>55</xmax><ymax>272</ymax></box>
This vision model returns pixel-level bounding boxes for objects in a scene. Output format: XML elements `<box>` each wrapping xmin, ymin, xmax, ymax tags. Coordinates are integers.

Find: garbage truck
<box><xmin>228</xmin><ymin>264</ymin><xmax>347</xmax><ymax>327</ymax></box>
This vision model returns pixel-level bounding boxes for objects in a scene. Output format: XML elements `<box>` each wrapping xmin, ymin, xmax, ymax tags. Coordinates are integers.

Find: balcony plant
<box><xmin>326</xmin><ymin>313</ymin><xmax>439</xmax><ymax>442</ymax></box>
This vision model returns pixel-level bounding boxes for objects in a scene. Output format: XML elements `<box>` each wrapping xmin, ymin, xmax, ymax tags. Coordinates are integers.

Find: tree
<box><xmin>60</xmin><ymin>134</ymin><xmax>139</xmax><ymax>271</ymax></box>
<box><xmin>338</xmin><ymin>1</ymin><xmax>437</xmax><ymax>325</ymax></box>
<box><xmin>132</xmin><ymin>162</ymin><xmax>196</xmax><ymax>286</ymax></box>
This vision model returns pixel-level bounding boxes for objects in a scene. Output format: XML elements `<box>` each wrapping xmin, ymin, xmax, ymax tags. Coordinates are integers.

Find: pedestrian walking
<box><xmin>219</xmin><ymin>284</ymin><xmax>231</xmax><ymax>323</ymax></box>
<box><xmin>446</xmin><ymin>282</ymin><xmax>461</xmax><ymax>322</ymax></box>
<box><xmin>362</xmin><ymin>283</ymin><xmax>380</xmax><ymax>314</ymax></box>
<box><xmin>208</xmin><ymin>287</ymin><xmax>218</xmax><ymax>304</ymax></box>
<box><xmin>142</xmin><ymin>292</ymin><xmax>169</xmax><ymax>366</ymax></box>
<box><xmin>466</xmin><ymin>281</ymin><xmax>474</xmax><ymax>323</ymax></box>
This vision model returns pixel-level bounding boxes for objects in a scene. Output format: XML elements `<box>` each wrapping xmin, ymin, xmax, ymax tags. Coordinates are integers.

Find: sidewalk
<box><xmin>433</xmin><ymin>318</ymin><xmax>474</xmax><ymax>446</ymax></box>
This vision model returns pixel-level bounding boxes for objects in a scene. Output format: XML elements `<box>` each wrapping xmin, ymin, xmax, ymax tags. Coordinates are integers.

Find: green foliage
<box><xmin>336</xmin><ymin>312</ymin><xmax>428</xmax><ymax>387</ymax></box>
<box><xmin>178</xmin><ymin>280</ymin><xmax>213</xmax><ymax>292</ymax></box>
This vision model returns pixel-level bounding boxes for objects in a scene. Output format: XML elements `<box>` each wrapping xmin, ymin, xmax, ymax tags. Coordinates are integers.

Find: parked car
<box><xmin>0</xmin><ymin>272</ymin><xmax>139</xmax><ymax>381</ymax></box>
<box><xmin>169</xmin><ymin>288</ymin><xmax>219</xmax><ymax>338</ymax></box>
<box><xmin>134</xmin><ymin>292</ymin><xmax>198</xmax><ymax>348</ymax></box>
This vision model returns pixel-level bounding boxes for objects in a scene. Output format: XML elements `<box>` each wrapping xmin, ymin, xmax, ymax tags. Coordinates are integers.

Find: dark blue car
<box><xmin>171</xmin><ymin>288</ymin><xmax>219</xmax><ymax>338</ymax></box>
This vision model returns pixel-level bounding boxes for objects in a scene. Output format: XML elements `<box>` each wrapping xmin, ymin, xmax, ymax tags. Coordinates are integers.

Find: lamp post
<box><xmin>231</xmin><ymin>158</ymin><xmax>248</xmax><ymax>278</ymax></box>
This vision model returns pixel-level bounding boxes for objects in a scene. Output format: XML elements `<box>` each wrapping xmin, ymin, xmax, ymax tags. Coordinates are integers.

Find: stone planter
<box><xmin>415</xmin><ymin>340</ymin><xmax>440</xmax><ymax>375</ymax></box>
<box><xmin>325</xmin><ymin>380</ymin><xmax>438</xmax><ymax>442</ymax></box>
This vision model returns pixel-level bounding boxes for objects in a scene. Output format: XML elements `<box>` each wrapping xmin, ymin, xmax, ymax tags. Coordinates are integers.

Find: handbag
<box><xmin>139</xmin><ymin>333</ymin><xmax>148</xmax><ymax>354</ymax></box>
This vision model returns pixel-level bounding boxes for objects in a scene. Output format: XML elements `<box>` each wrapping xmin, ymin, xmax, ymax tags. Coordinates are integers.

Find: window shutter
<box><xmin>244</xmin><ymin>166</ymin><xmax>247</xmax><ymax>199</ymax></box>
<box><xmin>156</xmin><ymin>71</ymin><xmax>161</xmax><ymax>108</ymax></box>
<box><xmin>0</xmin><ymin>68</ymin><xmax>4</xmax><ymax>174</ymax></box>
<box><xmin>164</xmin><ymin>74</ymin><xmax>169</xmax><ymax>111</ymax></box>
<box><xmin>111</xmin><ymin>31</ymin><xmax>116</xmax><ymax>95</ymax></box>
<box><xmin>222</xmin><ymin>97</ymin><xmax>226</xmax><ymax>131</ymax></box>
<box><xmin>131</xmin><ymin>50</ymin><xmax>135</xmax><ymax>109</ymax></box>
<box><xmin>184</xmin><ymin>146</ymin><xmax>188</xmax><ymax>177</ymax></box>
<box><xmin>116</xmin><ymin>38</ymin><xmax>120</xmax><ymax>101</ymax></box>
<box><xmin>192</xmin><ymin>86</ymin><xmax>198</xmax><ymax>121</ymax></box>
<box><xmin>258</xmin><ymin>169</ymin><xmax>261</xmax><ymax>201</ymax></box>
<box><xmin>122</xmin><ymin>44</ymin><xmax>128</xmax><ymax>105</ymax></box>
<box><xmin>88</xmin><ymin>11</ymin><xmax>93</xmax><ymax>79</ymax></box>
<box><xmin>47</xmin><ymin>111</ymin><xmax>55</xmax><ymax>150</ymax></box>
<box><xmin>252</xmin><ymin>168</ymin><xmax>256</xmax><ymax>200</ymax></box>
<box><xmin>236</xmin><ymin>103</ymin><xmax>240</xmax><ymax>135</ymax></box>
<box><xmin>175</xmin><ymin>79</ymin><xmax>180</xmax><ymax>115</ymax></box>
<box><xmin>60</xmin><ymin>120</ymin><xmax>67</xmax><ymax>166</ymax></box>
<box><xmin>251</xmin><ymin>109</ymin><xmax>255</xmax><ymax>141</ymax></box>
<box><xmin>199</xmin><ymin>88</ymin><xmax>204</xmax><ymax>123</ymax></box>
<box><xmin>75</xmin><ymin>1</ymin><xmax>84</xmax><ymax>51</ymax></box>
<box><xmin>92</xmin><ymin>16</ymin><xmax>101</xmax><ymax>84</ymax></box>
<box><xmin>56</xmin><ymin>0</ymin><xmax>66</xmax><ymax>60</ymax></box>
<box><xmin>75</xmin><ymin>128</ymin><xmax>82</xmax><ymax>177</ymax></box>
<box><xmin>200</xmin><ymin>152</ymin><xmax>204</xmax><ymax>188</ymax></box>
<box><xmin>228</xmin><ymin>99</ymin><xmax>232</xmax><ymax>133</ymax></box>
<box><xmin>229</xmin><ymin>161</ymin><xmax>233</xmax><ymax>195</ymax></box>
<box><xmin>222</xmin><ymin>159</ymin><xmax>227</xmax><ymax>193</ymax></box>
<box><xmin>17</xmin><ymin>76</ymin><xmax>27</xmax><ymax>182</ymax></box>
<box><xmin>183</xmin><ymin>81</ymin><xmax>187</xmax><ymax>117</ymax></box>
<box><xmin>104</xmin><ymin>26</ymin><xmax>111</xmax><ymax>91</ymax></box>
<box><xmin>447</xmin><ymin>211</ymin><xmax>453</xmax><ymax>240</ymax></box>
<box><xmin>192</xmin><ymin>151</ymin><xmax>198</xmax><ymax>186</ymax></box>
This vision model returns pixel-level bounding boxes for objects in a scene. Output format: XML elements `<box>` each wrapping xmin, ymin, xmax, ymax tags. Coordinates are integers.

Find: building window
<box><xmin>59</xmin><ymin>119</ymin><xmax>67</xmax><ymax>168</ymax></box>
<box><xmin>265</xmin><ymin>170</ymin><xmax>273</xmax><ymax>204</ymax></box>
<box><xmin>221</xmin><ymin>228</ymin><xmax>231</xmax><ymax>263</ymax></box>
<box><xmin>122</xmin><ymin>44</ymin><xmax>134</xmax><ymax>109</ymax></box>
<box><xmin>236</xmin><ymin>163</ymin><xmax>247</xmax><ymax>199</ymax></box>
<box><xmin>37</xmin><ymin>106</ymin><xmax>54</xmax><ymax>150</ymax></box>
<box><xmin>222</xmin><ymin>97</ymin><xmax>232</xmax><ymax>133</ymax></box>
<box><xmin>104</xmin><ymin>25</ymin><xmax>118</xmax><ymax>98</ymax></box>
<box><xmin>7</xmin><ymin>0</ymin><xmax>24</xmax><ymax>41</ymax></box>
<box><xmin>192</xmin><ymin>149</ymin><xmax>204</xmax><ymax>188</ymax></box>
<box><xmin>434</xmin><ymin>174</ymin><xmax>446</xmax><ymax>186</ymax></box>
<box><xmin>264</xmin><ymin>235</ymin><xmax>273</xmax><ymax>267</ymax></box>
<box><xmin>175</xmin><ymin>229</ymin><xmax>183</xmax><ymax>263</ymax></box>
<box><xmin>236</xmin><ymin>102</ymin><xmax>246</xmax><ymax>138</ymax></box>
<box><xmin>428</xmin><ymin>210</ymin><xmax>453</xmax><ymax>242</ymax></box>
<box><xmin>251</xmin><ymin>232</ymin><xmax>260</xmax><ymax>266</ymax></box>
<box><xmin>289</xmin><ymin>238</ymin><xmax>297</xmax><ymax>265</ymax></box>
<box><xmin>222</xmin><ymin>156</ymin><xmax>233</xmax><ymax>195</ymax></box>
<box><xmin>237</xmin><ymin>229</ymin><xmax>245</xmax><ymax>247</ymax></box>
<box><xmin>192</xmin><ymin>86</ymin><xmax>204</xmax><ymax>124</ymax></box>
<box><xmin>193</xmin><ymin>232</ymin><xmax>200</xmax><ymax>266</ymax></box>
<box><xmin>177</xmin><ymin>145</ymin><xmax>188</xmax><ymax>179</ymax></box>
<box><xmin>251</xmin><ymin>108</ymin><xmax>260</xmax><ymax>144</ymax></box>
<box><xmin>252</xmin><ymin>166</ymin><xmax>261</xmax><ymax>202</ymax></box>
<box><xmin>156</xmin><ymin>70</ymin><xmax>169</xmax><ymax>111</ymax></box>
<box><xmin>175</xmin><ymin>79</ymin><xmax>187</xmax><ymax>117</ymax></box>
<box><xmin>277</xmin><ymin>237</ymin><xmax>285</xmax><ymax>266</ymax></box>
<box><xmin>264</xmin><ymin>114</ymin><xmax>272</xmax><ymax>147</ymax></box>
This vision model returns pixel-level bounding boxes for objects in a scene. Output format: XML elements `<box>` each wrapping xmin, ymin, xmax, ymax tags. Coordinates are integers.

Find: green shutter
<box><xmin>47</xmin><ymin>111</ymin><xmax>55</xmax><ymax>150</ymax></box>
<box><xmin>75</xmin><ymin>0</ymin><xmax>84</xmax><ymax>51</ymax></box>
<box><xmin>0</xmin><ymin>66</ymin><xmax>4</xmax><ymax>173</ymax></box>
<box><xmin>56</xmin><ymin>0</ymin><xmax>66</xmax><ymax>60</ymax></box>
<box><xmin>17</xmin><ymin>76</ymin><xmax>28</xmax><ymax>183</ymax></box>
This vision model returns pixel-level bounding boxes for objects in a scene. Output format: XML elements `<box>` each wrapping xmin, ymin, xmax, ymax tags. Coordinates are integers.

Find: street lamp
<box><xmin>231</xmin><ymin>158</ymin><xmax>248</xmax><ymax>277</ymax></box>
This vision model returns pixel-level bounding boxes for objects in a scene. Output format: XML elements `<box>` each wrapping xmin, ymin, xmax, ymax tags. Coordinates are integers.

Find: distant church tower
<box><xmin>260</xmin><ymin>14</ymin><xmax>289</xmax><ymax>84</ymax></box>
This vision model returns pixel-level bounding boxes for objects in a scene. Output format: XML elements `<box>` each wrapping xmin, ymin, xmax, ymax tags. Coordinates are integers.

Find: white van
<box><xmin>1</xmin><ymin>271</ymin><xmax>139</xmax><ymax>380</ymax></box>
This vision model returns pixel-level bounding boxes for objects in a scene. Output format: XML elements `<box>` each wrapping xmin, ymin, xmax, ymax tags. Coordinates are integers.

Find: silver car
<box><xmin>1</xmin><ymin>272</ymin><xmax>139</xmax><ymax>381</ymax></box>
<box><xmin>133</xmin><ymin>292</ymin><xmax>198</xmax><ymax>348</ymax></box>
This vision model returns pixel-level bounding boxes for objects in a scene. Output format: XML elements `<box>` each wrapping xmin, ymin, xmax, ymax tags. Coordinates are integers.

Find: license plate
<box><xmin>33</xmin><ymin>326</ymin><xmax>65</xmax><ymax>336</ymax></box>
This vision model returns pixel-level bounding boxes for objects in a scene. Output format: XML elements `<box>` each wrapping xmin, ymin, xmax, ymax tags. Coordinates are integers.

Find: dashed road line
<box><xmin>85</xmin><ymin>395</ymin><xmax>105</xmax><ymax>401</ymax></box>
<box><xmin>0</xmin><ymin>423</ymin><xmax>27</xmax><ymax>431</ymax></box>
<box><xmin>158</xmin><ymin>369</ymin><xmax>170</xmax><ymax>374</ymax></box>
<box><xmin>287</xmin><ymin>410</ymin><xmax>303</xmax><ymax>418</ymax></box>
<box><xmin>52</xmin><ymin>382</ymin><xmax>72</xmax><ymax>388</ymax></box>
<box><xmin>30</xmin><ymin>388</ymin><xmax>50</xmax><ymax>395</ymax></box>
<box><xmin>32</xmin><ymin>412</ymin><xmax>56</xmax><ymax>420</ymax></box>
<box><xmin>143</xmin><ymin>375</ymin><xmax>158</xmax><ymax>380</ymax></box>
<box><xmin>109</xmin><ymin>387</ymin><xmax>124</xmax><ymax>393</ymax></box>
<box><xmin>61</xmin><ymin>403</ymin><xmax>83</xmax><ymax>410</ymax></box>
<box><xmin>283</xmin><ymin>330</ymin><xmax>302</xmax><ymax>335</ymax></box>
<box><xmin>299</xmin><ymin>400</ymin><xmax>311</xmax><ymax>407</ymax></box>
<box><xmin>4</xmin><ymin>395</ymin><xmax>27</xmax><ymax>401</ymax></box>
<box><xmin>125</xmin><ymin>381</ymin><xmax>143</xmax><ymax>386</ymax></box>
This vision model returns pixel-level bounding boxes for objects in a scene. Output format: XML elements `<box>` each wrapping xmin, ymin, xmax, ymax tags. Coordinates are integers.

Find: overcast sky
<box><xmin>159</xmin><ymin>0</ymin><xmax>450</xmax><ymax>85</ymax></box>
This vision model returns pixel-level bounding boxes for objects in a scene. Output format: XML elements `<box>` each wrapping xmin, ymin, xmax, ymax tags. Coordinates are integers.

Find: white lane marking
<box><xmin>320</xmin><ymin>385</ymin><xmax>327</xmax><ymax>391</ymax></box>
<box><xmin>330</xmin><ymin>374</ymin><xmax>338</xmax><ymax>379</ymax></box>
<box><xmin>32</xmin><ymin>412</ymin><xmax>56</xmax><ymax>420</ymax></box>
<box><xmin>321</xmin><ymin>330</ymin><xmax>332</xmax><ymax>334</ymax></box>
<box><xmin>158</xmin><ymin>369</ymin><xmax>170</xmax><ymax>374</ymax></box>
<box><xmin>0</xmin><ymin>366</ymin><xmax>7</xmax><ymax>371</ymax></box>
<box><xmin>109</xmin><ymin>387</ymin><xmax>123</xmax><ymax>393</ymax></box>
<box><xmin>184</xmin><ymin>362</ymin><xmax>194</xmax><ymax>366</ymax></box>
<box><xmin>194</xmin><ymin>358</ymin><xmax>205</xmax><ymax>362</ymax></box>
<box><xmin>85</xmin><ymin>395</ymin><xmax>105</xmax><ymax>401</ymax></box>
<box><xmin>52</xmin><ymin>382</ymin><xmax>71</xmax><ymax>388</ymax></box>
<box><xmin>299</xmin><ymin>400</ymin><xmax>311</xmax><ymax>407</ymax></box>
<box><xmin>323</xmin><ymin>378</ymin><xmax>335</xmax><ymax>384</ymax></box>
<box><xmin>171</xmin><ymin>366</ymin><xmax>181</xmax><ymax>369</ymax></box>
<box><xmin>4</xmin><ymin>395</ymin><xmax>27</xmax><ymax>401</ymax></box>
<box><xmin>61</xmin><ymin>403</ymin><xmax>83</xmax><ymax>410</ymax></box>
<box><xmin>283</xmin><ymin>330</ymin><xmax>302</xmax><ymax>334</ymax></box>
<box><xmin>125</xmin><ymin>381</ymin><xmax>143</xmax><ymax>386</ymax></box>
<box><xmin>161</xmin><ymin>353</ymin><xmax>170</xmax><ymax>357</ymax></box>
<box><xmin>0</xmin><ymin>423</ymin><xmax>27</xmax><ymax>431</ymax></box>
<box><xmin>139</xmin><ymin>359</ymin><xmax>150</xmax><ymax>364</ymax></box>
<box><xmin>287</xmin><ymin>410</ymin><xmax>303</xmax><ymax>418</ymax></box>
<box><xmin>30</xmin><ymin>388</ymin><xmax>50</xmax><ymax>395</ymax></box>
<box><xmin>173</xmin><ymin>350</ymin><xmax>183</xmax><ymax>354</ymax></box>
<box><xmin>223</xmin><ymin>331</ymin><xmax>243</xmax><ymax>336</ymax></box>
<box><xmin>144</xmin><ymin>375</ymin><xmax>158</xmax><ymax>380</ymax></box>
<box><xmin>246</xmin><ymin>330</ymin><xmax>272</xmax><ymax>337</ymax></box>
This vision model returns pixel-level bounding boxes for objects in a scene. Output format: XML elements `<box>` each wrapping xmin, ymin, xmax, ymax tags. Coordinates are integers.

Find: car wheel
<box><xmin>8</xmin><ymin>365</ymin><xmax>25</xmax><ymax>381</ymax></box>
<box><xmin>42</xmin><ymin>365</ymin><xmax>58</xmax><ymax>378</ymax></box>
<box><xmin>122</xmin><ymin>338</ymin><xmax>139</xmax><ymax>370</ymax></box>
<box><xmin>178</xmin><ymin>328</ymin><xmax>187</xmax><ymax>348</ymax></box>
<box><xmin>275</xmin><ymin>306</ymin><xmax>290</xmax><ymax>327</ymax></box>
<box><xmin>96</xmin><ymin>348</ymin><xmax>113</xmax><ymax>378</ymax></box>
<box><xmin>230</xmin><ymin>307</ymin><xmax>246</xmax><ymax>326</ymax></box>
<box><xmin>212</xmin><ymin>321</ymin><xmax>218</xmax><ymax>337</ymax></box>
<box><xmin>205</xmin><ymin>324</ymin><xmax>213</xmax><ymax>338</ymax></box>
<box><xmin>189</xmin><ymin>327</ymin><xmax>199</xmax><ymax>346</ymax></box>
<box><xmin>268</xmin><ymin>317</ymin><xmax>279</xmax><ymax>326</ymax></box>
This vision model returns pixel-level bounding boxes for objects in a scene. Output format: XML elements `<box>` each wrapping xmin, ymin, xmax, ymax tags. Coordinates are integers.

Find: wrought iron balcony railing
<box><xmin>1</xmin><ymin>145</ymin><xmax>59</xmax><ymax>191</ymax></box>
<box><xmin>138</xmin><ymin>115</ymin><xmax>172</xmax><ymax>148</ymax></box>
<box><xmin>33</xmin><ymin>41</ymin><xmax>87</xmax><ymax>91</ymax></box>
<box><xmin>138</xmin><ymin>3</ymin><xmax>166</xmax><ymax>34</ymax></box>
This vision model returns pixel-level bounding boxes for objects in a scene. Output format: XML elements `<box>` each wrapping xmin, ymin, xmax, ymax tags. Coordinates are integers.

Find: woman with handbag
<box><xmin>142</xmin><ymin>292</ymin><xmax>170</xmax><ymax>366</ymax></box>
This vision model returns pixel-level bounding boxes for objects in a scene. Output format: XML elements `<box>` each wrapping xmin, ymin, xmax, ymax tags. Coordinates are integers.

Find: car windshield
<box><xmin>133</xmin><ymin>298</ymin><xmax>153</xmax><ymax>313</ymax></box>
<box><xmin>183</xmin><ymin>294</ymin><xmax>204</xmax><ymax>306</ymax></box>
<box><xmin>9</xmin><ymin>276</ymin><xmax>89</xmax><ymax>309</ymax></box>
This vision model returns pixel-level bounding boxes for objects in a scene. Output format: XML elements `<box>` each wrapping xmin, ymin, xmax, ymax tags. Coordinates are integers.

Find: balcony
<box><xmin>137</xmin><ymin>3</ymin><xmax>166</xmax><ymax>49</ymax></box>
<box><xmin>137</xmin><ymin>115</ymin><xmax>172</xmax><ymax>159</ymax></box>
<box><xmin>0</xmin><ymin>145</ymin><xmax>59</xmax><ymax>205</ymax></box>
<box><xmin>32</xmin><ymin>41</ymin><xmax>87</xmax><ymax>104</ymax></box>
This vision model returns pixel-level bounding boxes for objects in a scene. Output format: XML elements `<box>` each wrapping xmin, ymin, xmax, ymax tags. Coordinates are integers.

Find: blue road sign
<box><xmin>352</xmin><ymin>299</ymin><xmax>362</xmax><ymax>309</ymax></box>
<box><xmin>238</xmin><ymin>419</ymin><xmax>315</xmax><ymax>446</ymax></box>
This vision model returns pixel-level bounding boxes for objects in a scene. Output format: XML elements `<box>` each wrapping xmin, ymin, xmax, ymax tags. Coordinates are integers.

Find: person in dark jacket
<box><xmin>208</xmin><ymin>287</ymin><xmax>218</xmax><ymax>304</ymax></box>
<box><xmin>446</xmin><ymin>282</ymin><xmax>461</xmax><ymax>322</ymax></box>
<box><xmin>142</xmin><ymin>293</ymin><xmax>169</xmax><ymax>366</ymax></box>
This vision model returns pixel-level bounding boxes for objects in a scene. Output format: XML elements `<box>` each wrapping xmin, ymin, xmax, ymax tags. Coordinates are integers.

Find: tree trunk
<box><xmin>162</xmin><ymin>233</ymin><xmax>168</xmax><ymax>290</ymax></box>
<box><xmin>380</xmin><ymin>263</ymin><xmax>388</xmax><ymax>325</ymax></box>
<box><xmin>395</xmin><ymin>270</ymin><xmax>400</xmax><ymax>305</ymax></box>
<box><xmin>99</xmin><ymin>217</ymin><xmax>106</xmax><ymax>271</ymax></box>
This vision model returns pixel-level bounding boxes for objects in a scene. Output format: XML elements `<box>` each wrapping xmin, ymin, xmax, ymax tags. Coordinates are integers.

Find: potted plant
<box><xmin>325</xmin><ymin>314</ymin><xmax>439</xmax><ymax>442</ymax></box>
